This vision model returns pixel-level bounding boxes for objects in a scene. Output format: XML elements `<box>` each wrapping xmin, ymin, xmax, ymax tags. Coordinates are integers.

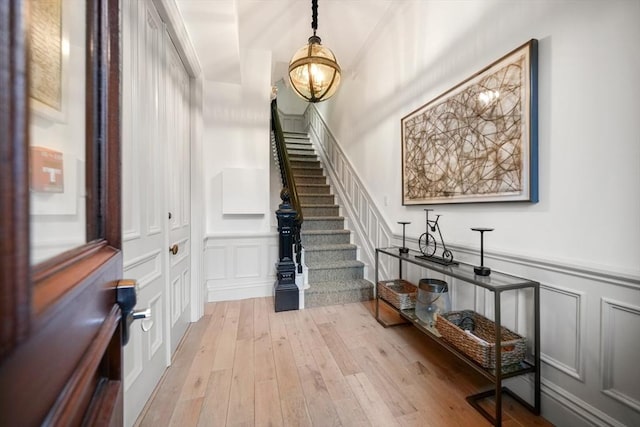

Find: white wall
<box><xmin>311</xmin><ymin>1</ymin><xmax>640</xmax><ymax>426</ymax></box>
<box><xmin>275</xmin><ymin>78</ymin><xmax>308</xmax><ymax>116</ymax></box>
<box><xmin>203</xmin><ymin>49</ymin><xmax>273</xmax><ymax>234</ymax></box>
<box><xmin>202</xmin><ymin>48</ymin><xmax>281</xmax><ymax>300</ymax></box>
<box><xmin>316</xmin><ymin>0</ymin><xmax>640</xmax><ymax>278</ymax></box>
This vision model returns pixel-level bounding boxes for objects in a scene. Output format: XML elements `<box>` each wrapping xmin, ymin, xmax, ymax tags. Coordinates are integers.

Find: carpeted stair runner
<box><xmin>283</xmin><ymin>131</ymin><xmax>374</xmax><ymax>308</ymax></box>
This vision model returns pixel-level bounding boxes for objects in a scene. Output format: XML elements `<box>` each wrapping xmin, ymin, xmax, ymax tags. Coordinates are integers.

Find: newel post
<box><xmin>274</xmin><ymin>188</ymin><xmax>299</xmax><ymax>312</ymax></box>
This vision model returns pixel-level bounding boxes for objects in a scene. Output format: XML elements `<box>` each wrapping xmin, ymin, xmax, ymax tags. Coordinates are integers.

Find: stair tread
<box><xmin>304</xmin><ymin>243</ymin><xmax>357</xmax><ymax>251</ymax></box>
<box><xmin>306</xmin><ymin>260</ymin><xmax>364</xmax><ymax>270</ymax></box>
<box><xmin>300</xmin><ymin>204</ymin><xmax>338</xmax><ymax>207</ymax></box>
<box><xmin>301</xmin><ymin>229</ymin><xmax>350</xmax><ymax>235</ymax></box>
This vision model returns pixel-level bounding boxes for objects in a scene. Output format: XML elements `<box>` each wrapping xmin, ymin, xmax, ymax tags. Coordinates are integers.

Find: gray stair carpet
<box><xmin>283</xmin><ymin>131</ymin><xmax>374</xmax><ymax>308</ymax></box>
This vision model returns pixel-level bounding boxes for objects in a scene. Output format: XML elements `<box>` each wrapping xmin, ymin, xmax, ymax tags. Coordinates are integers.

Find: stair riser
<box><xmin>291</xmin><ymin>160</ymin><xmax>321</xmax><ymax>168</ymax></box>
<box><xmin>295</xmin><ymin>176</ymin><xmax>327</xmax><ymax>185</ymax></box>
<box><xmin>285</xmin><ymin>142</ymin><xmax>312</xmax><ymax>150</ymax></box>
<box><xmin>297</xmin><ymin>185</ymin><xmax>330</xmax><ymax>194</ymax></box>
<box><xmin>308</xmin><ymin>266</ymin><xmax>364</xmax><ymax>282</ymax></box>
<box><xmin>296</xmin><ymin>196</ymin><xmax>335</xmax><ymax>205</ymax></box>
<box><xmin>301</xmin><ymin>232</ymin><xmax>350</xmax><ymax>246</ymax></box>
<box><xmin>302</xmin><ymin>206</ymin><xmax>339</xmax><ymax>216</ymax></box>
<box><xmin>293</xmin><ymin>167</ymin><xmax>323</xmax><ymax>176</ymax></box>
<box><xmin>305</xmin><ymin>288</ymin><xmax>374</xmax><ymax>308</ymax></box>
<box><xmin>302</xmin><ymin>218</ymin><xmax>344</xmax><ymax>231</ymax></box>
<box><xmin>305</xmin><ymin>248</ymin><xmax>357</xmax><ymax>263</ymax></box>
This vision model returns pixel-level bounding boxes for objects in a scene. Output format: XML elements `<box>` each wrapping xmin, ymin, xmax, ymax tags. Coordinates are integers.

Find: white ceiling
<box><xmin>176</xmin><ymin>0</ymin><xmax>399</xmax><ymax>84</ymax></box>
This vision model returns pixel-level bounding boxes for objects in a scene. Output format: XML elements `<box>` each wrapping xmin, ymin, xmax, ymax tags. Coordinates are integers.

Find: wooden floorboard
<box><xmin>138</xmin><ymin>298</ymin><xmax>553</xmax><ymax>426</ymax></box>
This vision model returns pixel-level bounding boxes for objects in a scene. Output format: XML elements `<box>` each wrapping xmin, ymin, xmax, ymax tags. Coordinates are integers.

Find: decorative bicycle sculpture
<box><xmin>418</xmin><ymin>209</ymin><xmax>456</xmax><ymax>265</ymax></box>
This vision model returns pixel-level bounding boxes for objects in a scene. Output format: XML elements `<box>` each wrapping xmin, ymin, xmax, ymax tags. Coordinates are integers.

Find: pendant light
<box><xmin>288</xmin><ymin>0</ymin><xmax>341</xmax><ymax>103</ymax></box>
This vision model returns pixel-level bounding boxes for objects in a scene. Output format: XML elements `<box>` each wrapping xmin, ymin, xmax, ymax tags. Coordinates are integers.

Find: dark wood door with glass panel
<box><xmin>0</xmin><ymin>1</ymin><xmax>127</xmax><ymax>425</ymax></box>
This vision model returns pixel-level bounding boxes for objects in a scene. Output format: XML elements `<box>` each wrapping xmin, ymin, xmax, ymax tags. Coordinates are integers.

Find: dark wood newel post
<box><xmin>274</xmin><ymin>188</ymin><xmax>300</xmax><ymax>312</ymax></box>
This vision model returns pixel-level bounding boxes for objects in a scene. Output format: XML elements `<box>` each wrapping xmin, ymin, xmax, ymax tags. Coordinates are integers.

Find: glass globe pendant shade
<box><xmin>288</xmin><ymin>36</ymin><xmax>341</xmax><ymax>103</ymax></box>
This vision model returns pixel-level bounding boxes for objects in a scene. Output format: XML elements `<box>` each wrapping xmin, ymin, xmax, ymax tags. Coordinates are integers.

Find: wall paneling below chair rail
<box><xmin>204</xmin><ymin>232</ymin><xmax>279</xmax><ymax>302</ymax></box>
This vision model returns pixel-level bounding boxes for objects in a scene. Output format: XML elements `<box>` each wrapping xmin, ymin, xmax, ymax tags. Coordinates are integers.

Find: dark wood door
<box><xmin>0</xmin><ymin>1</ymin><xmax>125</xmax><ymax>425</ymax></box>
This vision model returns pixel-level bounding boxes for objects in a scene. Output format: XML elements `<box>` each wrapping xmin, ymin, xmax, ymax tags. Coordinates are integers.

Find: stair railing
<box><xmin>272</xmin><ymin>98</ymin><xmax>302</xmax><ymax>312</ymax></box>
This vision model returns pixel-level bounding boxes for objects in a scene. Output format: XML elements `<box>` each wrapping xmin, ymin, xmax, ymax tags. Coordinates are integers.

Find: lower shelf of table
<box><xmin>376</xmin><ymin>297</ymin><xmax>536</xmax><ymax>382</ymax></box>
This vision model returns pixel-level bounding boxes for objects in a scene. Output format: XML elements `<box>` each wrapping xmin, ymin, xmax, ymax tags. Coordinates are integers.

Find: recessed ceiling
<box><xmin>176</xmin><ymin>0</ymin><xmax>399</xmax><ymax>84</ymax></box>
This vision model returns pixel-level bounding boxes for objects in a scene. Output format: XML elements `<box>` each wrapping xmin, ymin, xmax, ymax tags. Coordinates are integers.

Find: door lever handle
<box><xmin>133</xmin><ymin>308</ymin><xmax>153</xmax><ymax>332</ymax></box>
<box><xmin>133</xmin><ymin>308</ymin><xmax>151</xmax><ymax>320</ymax></box>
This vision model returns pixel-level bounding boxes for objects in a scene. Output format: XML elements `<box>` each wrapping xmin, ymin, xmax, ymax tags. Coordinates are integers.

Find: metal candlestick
<box><xmin>471</xmin><ymin>227</ymin><xmax>494</xmax><ymax>276</ymax></box>
<box><xmin>398</xmin><ymin>221</ymin><xmax>410</xmax><ymax>254</ymax></box>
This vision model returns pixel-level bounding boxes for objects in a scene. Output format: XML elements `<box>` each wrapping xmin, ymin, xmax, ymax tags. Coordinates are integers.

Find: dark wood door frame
<box><xmin>0</xmin><ymin>0</ymin><xmax>124</xmax><ymax>425</ymax></box>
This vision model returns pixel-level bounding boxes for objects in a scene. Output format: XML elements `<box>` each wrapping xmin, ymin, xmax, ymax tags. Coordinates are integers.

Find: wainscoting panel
<box><xmin>601</xmin><ymin>298</ymin><xmax>640</xmax><ymax>413</ymax></box>
<box><xmin>207</xmin><ymin>245</ymin><xmax>226</xmax><ymax>280</ymax></box>
<box><xmin>279</xmin><ymin>111</ymin><xmax>305</xmax><ymax>133</ymax></box>
<box><xmin>235</xmin><ymin>245</ymin><xmax>261</xmax><ymax>279</ymax></box>
<box><xmin>304</xmin><ymin>106</ymin><xmax>640</xmax><ymax>427</ymax></box>
<box><xmin>205</xmin><ymin>232</ymin><xmax>279</xmax><ymax>302</ymax></box>
<box><xmin>541</xmin><ymin>284</ymin><xmax>585</xmax><ymax>381</ymax></box>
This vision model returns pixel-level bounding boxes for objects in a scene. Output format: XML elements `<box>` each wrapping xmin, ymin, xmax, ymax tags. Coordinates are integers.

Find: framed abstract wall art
<box><xmin>401</xmin><ymin>39</ymin><xmax>538</xmax><ymax>205</ymax></box>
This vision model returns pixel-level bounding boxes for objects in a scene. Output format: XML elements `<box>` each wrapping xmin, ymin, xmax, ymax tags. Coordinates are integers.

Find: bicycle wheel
<box><xmin>442</xmin><ymin>249</ymin><xmax>454</xmax><ymax>264</ymax></box>
<box><xmin>418</xmin><ymin>233</ymin><xmax>437</xmax><ymax>257</ymax></box>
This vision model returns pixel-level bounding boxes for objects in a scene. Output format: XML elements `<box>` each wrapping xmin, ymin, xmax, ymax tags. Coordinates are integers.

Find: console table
<box><xmin>374</xmin><ymin>247</ymin><xmax>541</xmax><ymax>426</ymax></box>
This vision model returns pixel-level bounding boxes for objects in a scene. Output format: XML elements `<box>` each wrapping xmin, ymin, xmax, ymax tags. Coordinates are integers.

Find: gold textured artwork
<box><xmin>30</xmin><ymin>0</ymin><xmax>62</xmax><ymax>111</ymax></box>
<box><xmin>401</xmin><ymin>40</ymin><xmax>538</xmax><ymax>205</ymax></box>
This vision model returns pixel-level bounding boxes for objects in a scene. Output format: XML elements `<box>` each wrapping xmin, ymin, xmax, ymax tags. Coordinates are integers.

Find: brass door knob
<box><xmin>169</xmin><ymin>244</ymin><xmax>179</xmax><ymax>255</ymax></box>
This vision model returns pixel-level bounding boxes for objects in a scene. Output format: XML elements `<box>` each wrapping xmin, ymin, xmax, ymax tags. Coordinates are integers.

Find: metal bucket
<box><xmin>415</xmin><ymin>278</ymin><xmax>451</xmax><ymax>326</ymax></box>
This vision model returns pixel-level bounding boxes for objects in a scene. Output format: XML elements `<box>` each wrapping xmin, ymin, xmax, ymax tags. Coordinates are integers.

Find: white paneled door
<box><xmin>122</xmin><ymin>0</ymin><xmax>192</xmax><ymax>425</ymax></box>
<box><xmin>166</xmin><ymin>32</ymin><xmax>192</xmax><ymax>355</ymax></box>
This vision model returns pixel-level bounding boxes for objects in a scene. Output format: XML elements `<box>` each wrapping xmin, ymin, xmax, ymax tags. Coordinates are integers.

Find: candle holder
<box><xmin>398</xmin><ymin>221</ymin><xmax>410</xmax><ymax>254</ymax></box>
<box><xmin>471</xmin><ymin>227</ymin><xmax>494</xmax><ymax>276</ymax></box>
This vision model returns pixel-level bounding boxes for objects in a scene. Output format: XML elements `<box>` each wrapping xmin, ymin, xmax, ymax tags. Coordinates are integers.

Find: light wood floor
<box><xmin>136</xmin><ymin>297</ymin><xmax>553</xmax><ymax>427</ymax></box>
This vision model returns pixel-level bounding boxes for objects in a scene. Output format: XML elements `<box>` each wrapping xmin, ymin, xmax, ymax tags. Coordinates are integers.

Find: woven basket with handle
<box><xmin>436</xmin><ymin>310</ymin><xmax>527</xmax><ymax>369</ymax></box>
<box><xmin>377</xmin><ymin>280</ymin><xmax>417</xmax><ymax>310</ymax></box>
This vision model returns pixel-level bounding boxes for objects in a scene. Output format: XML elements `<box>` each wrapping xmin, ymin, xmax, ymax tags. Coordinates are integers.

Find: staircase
<box><xmin>283</xmin><ymin>131</ymin><xmax>374</xmax><ymax>308</ymax></box>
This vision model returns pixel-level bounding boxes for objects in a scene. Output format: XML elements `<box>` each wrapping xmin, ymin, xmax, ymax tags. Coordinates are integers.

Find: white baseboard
<box><xmin>507</xmin><ymin>376</ymin><xmax>628</xmax><ymax>427</ymax></box>
<box><xmin>207</xmin><ymin>280</ymin><xmax>274</xmax><ymax>302</ymax></box>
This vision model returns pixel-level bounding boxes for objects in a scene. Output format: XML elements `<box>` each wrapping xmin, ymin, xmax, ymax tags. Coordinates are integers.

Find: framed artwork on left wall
<box><xmin>30</xmin><ymin>0</ymin><xmax>68</xmax><ymax>122</ymax></box>
<box><xmin>401</xmin><ymin>39</ymin><xmax>538</xmax><ymax>205</ymax></box>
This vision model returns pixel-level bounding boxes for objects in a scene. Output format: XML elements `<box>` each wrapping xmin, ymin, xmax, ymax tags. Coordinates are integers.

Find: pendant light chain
<box><xmin>312</xmin><ymin>0</ymin><xmax>318</xmax><ymax>36</ymax></box>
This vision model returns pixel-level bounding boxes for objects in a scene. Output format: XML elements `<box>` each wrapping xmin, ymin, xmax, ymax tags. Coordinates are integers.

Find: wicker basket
<box><xmin>377</xmin><ymin>280</ymin><xmax>417</xmax><ymax>310</ymax></box>
<box><xmin>436</xmin><ymin>310</ymin><xmax>527</xmax><ymax>369</ymax></box>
